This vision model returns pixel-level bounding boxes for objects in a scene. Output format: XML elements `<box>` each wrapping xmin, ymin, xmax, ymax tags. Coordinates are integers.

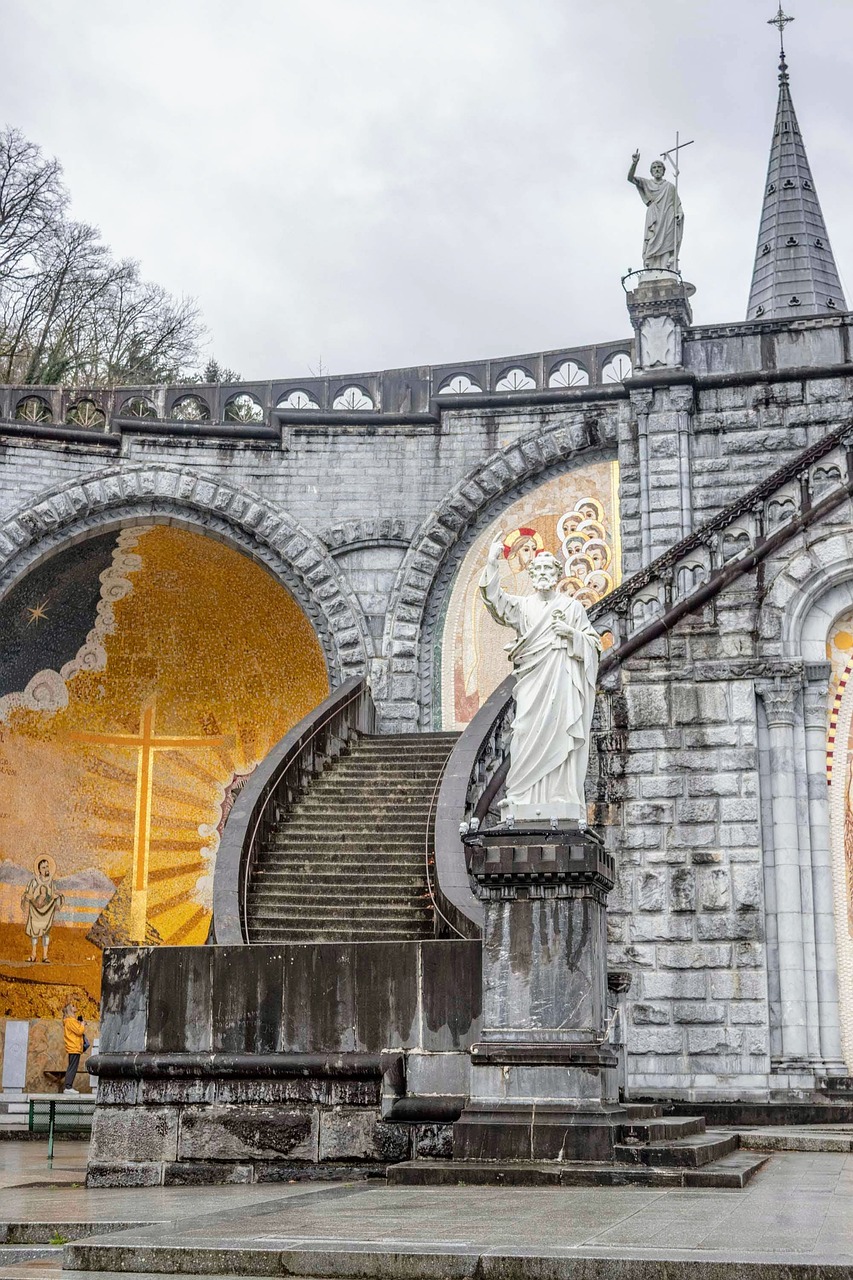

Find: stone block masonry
<box><xmin>87</xmin><ymin>940</ymin><xmax>480</xmax><ymax>1185</ymax></box>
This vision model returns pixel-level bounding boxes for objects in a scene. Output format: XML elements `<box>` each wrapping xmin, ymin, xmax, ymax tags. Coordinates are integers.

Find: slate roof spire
<box><xmin>746</xmin><ymin>8</ymin><xmax>846</xmax><ymax>320</ymax></box>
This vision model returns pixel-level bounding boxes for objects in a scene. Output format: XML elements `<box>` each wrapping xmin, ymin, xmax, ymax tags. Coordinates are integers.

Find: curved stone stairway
<box><xmin>245</xmin><ymin>732</ymin><xmax>460</xmax><ymax>943</ymax></box>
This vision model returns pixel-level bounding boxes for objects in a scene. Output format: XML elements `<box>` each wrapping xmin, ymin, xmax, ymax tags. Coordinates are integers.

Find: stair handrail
<box><xmin>432</xmin><ymin>675</ymin><xmax>517</xmax><ymax>937</ymax></box>
<box><xmin>212</xmin><ymin>677</ymin><xmax>375</xmax><ymax>945</ymax></box>
<box><xmin>423</xmin><ymin>740</ymin><xmax>473</xmax><ymax>941</ymax></box>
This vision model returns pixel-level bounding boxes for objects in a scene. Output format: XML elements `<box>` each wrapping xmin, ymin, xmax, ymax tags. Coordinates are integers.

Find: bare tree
<box><xmin>0</xmin><ymin>128</ymin><xmax>210</xmax><ymax>387</ymax></box>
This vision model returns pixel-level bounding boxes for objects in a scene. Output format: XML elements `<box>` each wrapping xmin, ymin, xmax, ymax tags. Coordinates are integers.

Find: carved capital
<box><xmin>670</xmin><ymin>384</ymin><xmax>695</xmax><ymax>413</ymax></box>
<box><xmin>756</xmin><ymin>678</ymin><xmax>799</xmax><ymax>728</ymax></box>
<box><xmin>803</xmin><ymin>684</ymin><xmax>829</xmax><ymax>729</ymax></box>
<box><xmin>629</xmin><ymin>388</ymin><xmax>655</xmax><ymax>416</ymax></box>
<box><xmin>802</xmin><ymin>663</ymin><xmax>831</xmax><ymax>728</ymax></box>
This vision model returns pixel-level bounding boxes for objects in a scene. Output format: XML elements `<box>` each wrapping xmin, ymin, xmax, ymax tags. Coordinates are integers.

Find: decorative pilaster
<box><xmin>626</xmin><ymin>382</ymin><xmax>695</xmax><ymax>563</ymax></box>
<box><xmin>756</xmin><ymin>678</ymin><xmax>810</xmax><ymax>1069</ymax></box>
<box><xmin>670</xmin><ymin>384</ymin><xmax>695</xmax><ymax>544</ymax></box>
<box><xmin>803</xmin><ymin>663</ymin><xmax>847</xmax><ymax>1074</ymax></box>
<box><xmin>629</xmin><ymin>389</ymin><xmax>654</xmax><ymax>564</ymax></box>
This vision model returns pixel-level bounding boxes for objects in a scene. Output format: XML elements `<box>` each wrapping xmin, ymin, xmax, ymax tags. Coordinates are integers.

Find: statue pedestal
<box><xmin>454</xmin><ymin>826</ymin><xmax>627</xmax><ymax>1162</ymax></box>
<box><xmin>625</xmin><ymin>272</ymin><xmax>696</xmax><ymax>370</ymax></box>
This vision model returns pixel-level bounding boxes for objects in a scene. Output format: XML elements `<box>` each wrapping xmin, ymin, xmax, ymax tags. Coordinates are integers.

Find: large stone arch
<box><xmin>380</xmin><ymin>413</ymin><xmax>618</xmax><ymax>730</ymax></box>
<box><xmin>0</xmin><ymin>463</ymin><xmax>369</xmax><ymax>682</ymax></box>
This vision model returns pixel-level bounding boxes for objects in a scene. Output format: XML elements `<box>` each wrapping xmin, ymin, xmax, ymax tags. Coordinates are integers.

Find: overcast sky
<box><xmin>4</xmin><ymin>0</ymin><xmax>852</xmax><ymax>381</ymax></box>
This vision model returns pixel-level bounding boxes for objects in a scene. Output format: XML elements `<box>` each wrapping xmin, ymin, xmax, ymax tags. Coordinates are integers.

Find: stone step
<box><xmin>294</xmin><ymin>791</ymin><xmax>436</xmax><ymax>805</ymax></box>
<box><xmin>620</xmin><ymin>1103</ymin><xmax>665</xmax><ymax>1119</ymax></box>
<box><xmin>252</xmin><ymin>870</ymin><xmax>425</xmax><ymax>880</ymax></box>
<box><xmin>273</xmin><ymin>827</ymin><xmax>429</xmax><ymax>841</ymax></box>
<box><xmin>619</xmin><ymin>1115</ymin><xmax>706</xmax><ymax>1144</ymax></box>
<box><xmin>248</xmin><ymin>890</ymin><xmax>427</xmax><ymax>906</ymax></box>
<box><xmin>340</xmin><ymin>747</ymin><xmax>450</xmax><ymax>757</ymax></box>
<box><xmin>357</xmin><ymin>736</ymin><xmax>460</xmax><ymax>747</ymax></box>
<box><xmin>259</xmin><ymin>851</ymin><xmax>426</xmax><ymax>864</ymax></box>
<box><xmin>263</xmin><ymin>839</ymin><xmax>425</xmax><ymax>849</ymax></box>
<box><xmin>248</xmin><ymin>904</ymin><xmax>432</xmax><ymax>921</ymax></box>
<box><xmin>249</xmin><ymin>927</ymin><xmax>433</xmax><ymax>942</ymax></box>
<box><xmin>613</xmin><ymin>1130</ymin><xmax>738</xmax><ymax>1168</ymax></box>
<box><xmin>320</xmin><ymin>760</ymin><xmax>448</xmax><ymax>772</ymax></box>
<box><xmin>252</xmin><ymin>870</ymin><xmax>425</xmax><ymax>885</ymax></box>
<box><xmin>388</xmin><ymin>1151</ymin><xmax>768</xmax><ymax>1189</ymax></box>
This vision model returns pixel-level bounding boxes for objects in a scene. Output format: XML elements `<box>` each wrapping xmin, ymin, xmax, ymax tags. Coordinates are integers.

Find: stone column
<box><xmin>670</xmin><ymin>384</ymin><xmax>695</xmax><ymax>544</ymax></box>
<box><xmin>756</xmin><ymin>679</ymin><xmax>810</xmax><ymax>1068</ymax></box>
<box><xmin>803</xmin><ymin>663</ymin><xmax>847</xmax><ymax>1073</ymax></box>
<box><xmin>629</xmin><ymin>389</ymin><xmax>654</xmax><ymax>564</ymax></box>
<box><xmin>454</xmin><ymin>828</ymin><xmax>625</xmax><ymax>1162</ymax></box>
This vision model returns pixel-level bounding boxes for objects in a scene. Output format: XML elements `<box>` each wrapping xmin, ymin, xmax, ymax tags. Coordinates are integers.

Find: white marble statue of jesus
<box><xmin>480</xmin><ymin>539</ymin><xmax>602</xmax><ymax>824</ymax></box>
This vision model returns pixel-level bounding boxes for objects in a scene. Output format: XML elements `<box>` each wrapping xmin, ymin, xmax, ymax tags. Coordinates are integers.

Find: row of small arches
<box><xmin>12</xmin><ymin>388</ymin><xmax>377</xmax><ymax>427</ymax></box>
<box><xmin>10</xmin><ymin>355</ymin><xmax>635</xmax><ymax>429</ymax></box>
<box><xmin>438</xmin><ymin>354</ymin><xmax>632</xmax><ymax>395</ymax></box>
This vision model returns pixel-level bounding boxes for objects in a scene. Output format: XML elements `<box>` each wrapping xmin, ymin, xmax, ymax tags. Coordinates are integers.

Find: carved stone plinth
<box><xmin>454</xmin><ymin>826</ymin><xmax>627</xmax><ymax>1162</ymax></box>
<box><xmin>625</xmin><ymin>272</ymin><xmax>696</xmax><ymax>370</ymax></box>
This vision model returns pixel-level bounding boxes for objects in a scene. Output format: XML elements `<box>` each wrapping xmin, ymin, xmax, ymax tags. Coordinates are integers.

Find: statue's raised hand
<box><xmin>487</xmin><ymin>531</ymin><xmax>505</xmax><ymax>565</ymax></box>
<box><xmin>632</xmin><ymin>149</ymin><xmax>640</xmax><ymax>165</ymax></box>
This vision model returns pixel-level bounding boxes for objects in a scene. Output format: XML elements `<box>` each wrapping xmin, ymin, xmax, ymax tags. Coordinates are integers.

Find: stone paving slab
<box><xmin>55</xmin><ymin>1154</ymin><xmax>853</xmax><ymax>1278</ymax></box>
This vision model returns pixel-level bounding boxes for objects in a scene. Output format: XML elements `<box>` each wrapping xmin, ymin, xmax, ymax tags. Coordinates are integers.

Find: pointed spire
<box><xmin>746</xmin><ymin>8</ymin><xmax>845</xmax><ymax>320</ymax></box>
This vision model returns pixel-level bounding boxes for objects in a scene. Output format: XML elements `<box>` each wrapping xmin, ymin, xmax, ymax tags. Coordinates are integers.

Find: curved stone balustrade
<box><xmin>0</xmin><ymin>338</ymin><xmax>634</xmax><ymax>432</ymax></box>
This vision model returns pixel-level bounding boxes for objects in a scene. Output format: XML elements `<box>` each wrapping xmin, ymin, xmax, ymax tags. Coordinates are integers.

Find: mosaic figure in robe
<box><xmin>479</xmin><ymin>539</ymin><xmax>601</xmax><ymax>823</ymax></box>
<box><xmin>627</xmin><ymin>151</ymin><xmax>684</xmax><ymax>272</ymax></box>
<box><xmin>21</xmin><ymin>856</ymin><xmax>63</xmax><ymax>962</ymax></box>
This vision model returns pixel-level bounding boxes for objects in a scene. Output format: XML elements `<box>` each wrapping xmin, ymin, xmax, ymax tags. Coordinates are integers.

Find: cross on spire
<box><xmin>768</xmin><ymin>4</ymin><xmax>794</xmax><ymax>78</ymax></box>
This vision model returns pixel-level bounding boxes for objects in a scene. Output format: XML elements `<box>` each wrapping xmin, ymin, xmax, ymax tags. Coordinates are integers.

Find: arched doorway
<box><xmin>0</xmin><ymin>523</ymin><xmax>329</xmax><ymax>1022</ymax></box>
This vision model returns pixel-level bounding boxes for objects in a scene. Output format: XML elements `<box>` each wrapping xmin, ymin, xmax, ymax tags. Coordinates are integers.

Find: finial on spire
<box><xmin>768</xmin><ymin>5</ymin><xmax>794</xmax><ymax>80</ymax></box>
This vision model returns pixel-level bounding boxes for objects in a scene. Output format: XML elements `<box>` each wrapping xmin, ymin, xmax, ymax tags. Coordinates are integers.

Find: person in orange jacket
<box><xmin>62</xmin><ymin>1003</ymin><xmax>88</xmax><ymax>1094</ymax></box>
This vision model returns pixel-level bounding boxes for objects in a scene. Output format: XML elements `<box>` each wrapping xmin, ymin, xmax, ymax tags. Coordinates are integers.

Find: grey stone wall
<box><xmin>595</xmin><ymin>483</ymin><xmax>853</xmax><ymax>1097</ymax></box>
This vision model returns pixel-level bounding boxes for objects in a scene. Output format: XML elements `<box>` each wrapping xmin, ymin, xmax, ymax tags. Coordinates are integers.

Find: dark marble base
<box><xmin>453</xmin><ymin>1103</ymin><xmax>629</xmax><ymax>1162</ymax></box>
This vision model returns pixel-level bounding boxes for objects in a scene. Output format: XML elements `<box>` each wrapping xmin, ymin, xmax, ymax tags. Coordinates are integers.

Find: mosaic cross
<box><xmin>70</xmin><ymin>701</ymin><xmax>227</xmax><ymax>943</ymax></box>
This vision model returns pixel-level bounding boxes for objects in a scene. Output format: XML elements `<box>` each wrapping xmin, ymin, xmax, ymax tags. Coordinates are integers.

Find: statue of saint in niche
<box><xmin>479</xmin><ymin>541</ymin><xmax>601</xmax><ymax>824</ymax></box>
<box><xmin>628</xmin><ymin>151</ymin><xmax>684</xmax><ymax>272</ymax></box>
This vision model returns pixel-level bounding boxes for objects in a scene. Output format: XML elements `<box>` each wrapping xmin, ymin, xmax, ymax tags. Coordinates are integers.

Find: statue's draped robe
<box><xmin>635</xmin><ymin>176</ymin><xmax>683</xmax><ymax>271</ymax></box>
<box><xmin>480</xmin><ymin>561</ymin><xmax>601</xmax><ymax>820</ymax></box>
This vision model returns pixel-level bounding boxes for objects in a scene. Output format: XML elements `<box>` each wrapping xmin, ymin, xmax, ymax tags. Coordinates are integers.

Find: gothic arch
<box><xmin>380</xmin><ymin>412</ymin><xmax>618</xmax><ymax>729</ymax></box>
<box><xmin>0</xmin><ymin>463</ymin><xmax>369</xmax><ymax>682</ymax></box>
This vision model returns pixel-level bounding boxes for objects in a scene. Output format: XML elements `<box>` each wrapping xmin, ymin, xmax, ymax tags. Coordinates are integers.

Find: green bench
<box><xmin>28</xmin><ymin>1096</ymin><xmax>96</xmax><ymax>1159</ymax></box>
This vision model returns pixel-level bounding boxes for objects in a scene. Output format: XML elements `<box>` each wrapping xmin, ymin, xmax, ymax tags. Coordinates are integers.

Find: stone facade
<box><xmin>3</xmin><ymin>310</ymin><xmax>853</xmax><ymax>1104</ymax></box>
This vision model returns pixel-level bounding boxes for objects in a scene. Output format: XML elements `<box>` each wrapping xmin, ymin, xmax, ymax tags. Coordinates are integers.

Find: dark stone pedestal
<box><xmin>453</xmin><ymin>825</ymin><xmax>627</xmax><ymax>1163</ymax></box>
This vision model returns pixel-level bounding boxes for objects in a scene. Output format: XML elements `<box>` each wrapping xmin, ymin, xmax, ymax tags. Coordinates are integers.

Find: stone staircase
<box><xmin>245</xmin><ymin>732</ymin><xmax>459</xmax><ymax>943</ymax></box>
<box><xmin>390</xmin><ymin>1103</ymin><xmax>767</xmax><ymax>1188</ymax></box>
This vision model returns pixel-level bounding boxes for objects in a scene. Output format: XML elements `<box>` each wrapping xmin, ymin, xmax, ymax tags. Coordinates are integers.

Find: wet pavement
<box><xmin>1</xmin><ymin>1142</ymin><xmax>852</xmax><ymax>1277</ymax></box>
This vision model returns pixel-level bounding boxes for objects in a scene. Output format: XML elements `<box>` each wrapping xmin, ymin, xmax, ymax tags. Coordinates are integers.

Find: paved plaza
<box><xmin>1</xmin><ymin>1142</ymin><xmax>853</xmax><ymax>1278</ymax></box>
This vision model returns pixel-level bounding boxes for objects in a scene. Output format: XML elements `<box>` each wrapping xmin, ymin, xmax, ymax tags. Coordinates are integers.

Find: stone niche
<box><xmin>88</xmin><ymin>940</ymin><xmax>481</xmax><ymax>1186</ymax></box>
